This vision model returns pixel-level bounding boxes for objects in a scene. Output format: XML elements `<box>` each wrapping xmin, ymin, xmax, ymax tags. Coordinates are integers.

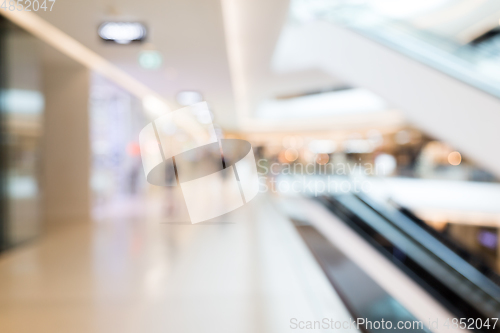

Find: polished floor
<box><xmin>0</xmin><ymin>191</ymin><xmax>355</xmax><ymax>333</ymax></box>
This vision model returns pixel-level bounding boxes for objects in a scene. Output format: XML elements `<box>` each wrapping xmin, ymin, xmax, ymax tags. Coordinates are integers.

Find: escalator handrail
<box><xmin>356</xmin><ymin>192</ymin><xmax>500</xmax><ymax>301</ymax></box>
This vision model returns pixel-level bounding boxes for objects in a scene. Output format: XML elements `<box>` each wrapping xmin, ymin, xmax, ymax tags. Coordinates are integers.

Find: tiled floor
<box><xmin>0</xmin><ymin>192</ymin><xmax>356</xmax><ymax>333</ymax></box>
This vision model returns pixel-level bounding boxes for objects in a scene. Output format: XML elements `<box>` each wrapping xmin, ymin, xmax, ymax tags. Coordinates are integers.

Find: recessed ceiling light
<box><xmin>98</xmin><ymin>22</ymin><xmax>147</xmax><ymax>44</ymax></box>
<box><xmin>176</xmin><ymin>91</ymin><xmax>203</xmax><ymax>106</ymax></box>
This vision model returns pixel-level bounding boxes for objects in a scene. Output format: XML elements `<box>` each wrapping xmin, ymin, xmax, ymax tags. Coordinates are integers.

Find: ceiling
<box><xmin>35</xmin><ymin>0</ymin><xmax>237</xmax><ymax>128</ymax></box>
<box><xmin>19</xmin><ymin>0</ymin><xmax>500</xmax><ymax>134</ymax></box>
<box><xmin>28</xmin><ymin>0</ymin><xmax>406</xmax><ymax>132</ymax></box>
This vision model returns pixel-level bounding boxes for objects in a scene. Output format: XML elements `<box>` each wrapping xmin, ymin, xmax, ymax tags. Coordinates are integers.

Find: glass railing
<box><xmin>289</xmin><ymin>0</ymin><xmax>500</xmax><ymax>99</ymax></box>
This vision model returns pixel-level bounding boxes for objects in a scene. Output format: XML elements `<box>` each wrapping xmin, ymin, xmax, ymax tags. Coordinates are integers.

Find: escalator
<box><xmin>276</xmin><ymin>0</ymin><xmax>500</xmax><ymax>178</ymax></box>
<box><xmin>290</xmin><ymin>191</ymin><xmax>500</xmax><ymax>332</ymax></box>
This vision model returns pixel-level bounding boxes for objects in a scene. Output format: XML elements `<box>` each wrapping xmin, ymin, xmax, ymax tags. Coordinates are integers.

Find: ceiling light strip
<box><xmin>0</xmin><ymin>10</ymin><xmax>165</xmax><ymax>110</ymax></box>
<box><xmin>220</xmin><ymin>0</ymin><xmax>251</xmax><ymax>125</ymax></box>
